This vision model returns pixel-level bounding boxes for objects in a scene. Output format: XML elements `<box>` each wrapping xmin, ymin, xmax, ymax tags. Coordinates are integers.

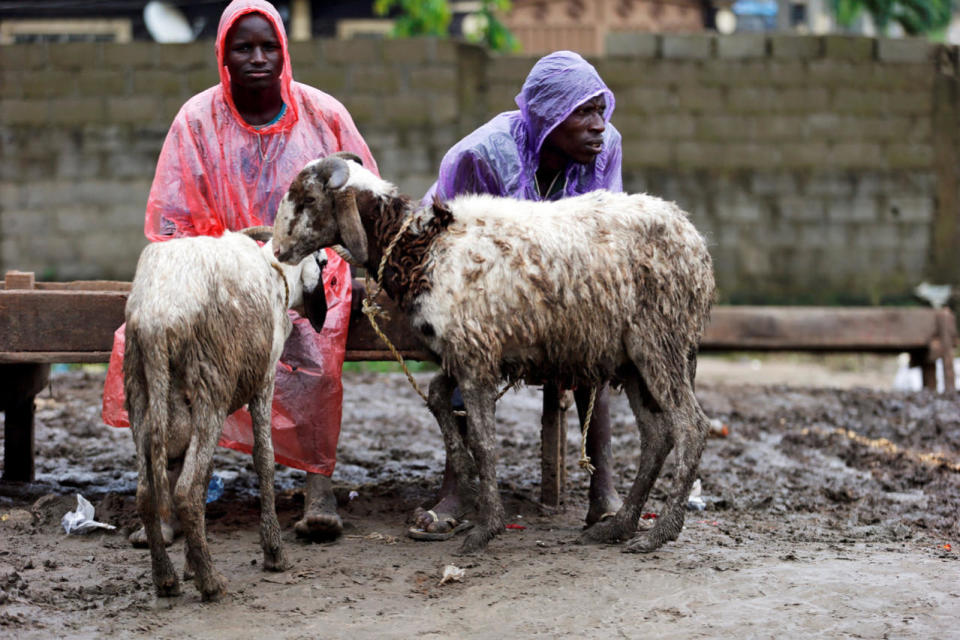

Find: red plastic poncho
<box><xmin>101</xmin><ymin>0</ymin><xmax>379</xmax><ymax>475</ymax></box>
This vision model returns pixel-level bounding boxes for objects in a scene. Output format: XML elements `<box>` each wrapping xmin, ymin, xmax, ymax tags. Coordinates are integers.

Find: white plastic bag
<box><xmin>61</xmin><ymin>494</ymin><xmax>116</xmax><ymax>535</ymax></box>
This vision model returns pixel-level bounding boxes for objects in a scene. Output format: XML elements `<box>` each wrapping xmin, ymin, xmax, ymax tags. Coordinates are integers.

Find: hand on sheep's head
<box><xmin>272</xmin><ymin>155</ymin><xmax>368</xmax><ymax>267</ymax></box>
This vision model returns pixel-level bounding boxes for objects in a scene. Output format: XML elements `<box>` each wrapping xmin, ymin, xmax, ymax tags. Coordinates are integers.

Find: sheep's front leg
<box><xmin>250</xmin><ymin>381</ymin><xmax>288</xmax><ymax>572</ymax></box>
<box><xmin>457</xmin><ymin>384</ymin><xmax>503</xmax><ymax>553</ymax></box>
<box><xmin>425</xmin><ymin>373</ymin><xmax>478</xmax><ymax>513</ymax></box>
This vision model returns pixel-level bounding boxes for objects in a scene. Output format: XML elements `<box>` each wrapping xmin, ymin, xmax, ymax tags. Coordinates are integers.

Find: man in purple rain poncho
<box><xmin>409</xmin><ymin>51</ymin><xmax>624</xmax><ymax>540</ymax></box>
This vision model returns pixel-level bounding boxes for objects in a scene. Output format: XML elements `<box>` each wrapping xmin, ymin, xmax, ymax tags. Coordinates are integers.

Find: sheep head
<box><xmin>273</xmin><ymin>155</ymin><xmax>368</xmax><ymax>267</ymax></box>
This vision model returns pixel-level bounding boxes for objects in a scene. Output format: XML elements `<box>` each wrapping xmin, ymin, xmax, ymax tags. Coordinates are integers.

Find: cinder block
<box><xmin>351</xmin><ymin>67</ymin><xmax>399</xmax><ymax>93</ymax></box>
<box><xmin>769</xmin><ymin>35</ymin><xmax>821</xmax><ymax>60</ymax></box>
<box><xmin>0</xmin><ymin>44</ymin><xmax>48</xmax><ymax>70</ymax></box>
<box><xmin>614</xmin><ymin>86</ymin><xmax>678</xmax><ymax>114</ymax></box>
<box><xmin>47</xmin><ymin>98</ymin><xmax>105</xmax><ymax>125</ymax></box>
<box><xmin>778</xmin><ymin>142</ymin><xmax>830</xmax><ymax>168</ymax></box>
<box><xmin>341</xmin><ymin>94</ymin><xmax>381</xmax><ymax>123</ymax></box>
<box><xmin>409</xmin><ymin>67</ymin><xmax>458</xmax><ymax>92</ymax></box>
<box><xmin>101</xmin><ymin>42</ymin><xmax>157</xmax><ymax>69</ymax></box>
<box><xmin>430</xmin><ymin>94</ymin><xmax>458</xmax><ymax>124</ymax></box>
<box><xmin>48</xmin><ymin>42</ymin><xmax>101</xmax><ymax>69</ymax></box>
<box><xmin>887</xmin><ymin>196</ymin><xmax>933</xmax><ymax>223</ymax></box>
<box><xmin>296</xmin><ymin>68</ymin><xmax>347</xmax><ymax>94</ymax></box>
<box><xmin>876</xmin><ymin>38</ymin><xmax>932</xmax><ymax>64</ymax></box>
<box><xmin>76</xmin><ymin>70</ymin><xmax>128</xmax><ymax>97</ymax></box>
<box><xmin>826</xmin><ymin>196</ymin><xmax>877</xmax><ymax>222</ymax></box>
<box><xmin>107</xmin><ymin>97</ymin><xmax>160</xmax><ymax>124</ymax></box>
<box><xmin>621</xmin><ymin>140</ymin><xmax>672</xmax><ymax>167</ymax></box>
<box><xmin>822</xmin><ymin>35</ymin><xmax>874</xmax><ymax>61</ymax></box>
<box><xmin>676</xmin><ymin>86</ymin><xmax>725</xmax><ymax>111</ymax></box>
<box><xmin>662</xmin><ymin>34</ymin><xmax>714</xmax><ymax>60</ymax></box>
<box><xmin>21</xmin><ymin>70</ymin><xmax>76</xmax><ymax>99</ymax></box>
<box><xmin>322</xmin><ymin>38</ymin><xmax>381</xmax><ymax>65</ymax></box>
<box><xmin>886</xmin><ymin>143</ymin><xmax>934</xmax><ymax>168</ymax></box>
<box><xmin>716</xmin><ymin>34</ymin><xmax>767</xmax><ymax>59</ymax></box>
<box><xmin>383</xmin><ymin>38</ymin><xmax>431</xmax><ymax>65</ymax></box>
<box><xmin>132</xmin><ymin>70</ymin><xmax>184</xmax><ymax>95</ymax></box>
<box><xmin>605</xmin><ymin>32</ymin><xmax>659</xmax><ymax>58</ymax></box>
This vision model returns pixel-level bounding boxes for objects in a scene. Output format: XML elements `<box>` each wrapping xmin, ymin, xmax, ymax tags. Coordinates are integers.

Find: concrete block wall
<box><xmin>2</xmin><ymin>35</ymin><xmax>957</xmax><ymax>304</ymax></box>
<box><xmin>486</xmin><ymin>34</ymin><xmax>949</xmax><ymax>304</ymax></box>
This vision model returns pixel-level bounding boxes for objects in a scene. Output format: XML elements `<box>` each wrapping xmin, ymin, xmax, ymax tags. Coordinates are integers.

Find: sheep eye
<box><xmin>303</xmin><ymin>196</ymin><xmax>316</xmax><ymax>206</ymax></box>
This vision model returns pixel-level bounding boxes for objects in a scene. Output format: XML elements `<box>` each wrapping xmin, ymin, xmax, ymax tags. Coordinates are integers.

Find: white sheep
<box><xmin>273</xmin><ymin>154</ymin><xmax>715</xmax><ymax>554</ymax></box>
<box><xmin>124</xmin><ymin>227</ymin><xmax>326</xmax><ymax>600</ymax></box>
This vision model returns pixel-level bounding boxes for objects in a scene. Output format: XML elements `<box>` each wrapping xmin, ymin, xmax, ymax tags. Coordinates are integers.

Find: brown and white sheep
<box><xmin>272</xmin><ymin>155</ymin><xmax>715</xmax><ymax>554</ymax></box>
<box><xmin>124</xmin><ymin>228</ymin><xmax>325</xmax><ymax>600</ymax></box>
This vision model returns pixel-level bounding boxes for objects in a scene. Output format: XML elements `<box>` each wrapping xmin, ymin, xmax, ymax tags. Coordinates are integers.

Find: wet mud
<box><xmin>1</xmin><ymin>362</ymin><xmax>958</xmax><ymax>638</ymax></box>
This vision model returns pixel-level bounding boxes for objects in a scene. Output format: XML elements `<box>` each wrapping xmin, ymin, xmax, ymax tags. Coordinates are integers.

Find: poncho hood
<box><xmin>215</xmin><ymin>0</ymin><xmax>297</xmax><ymax>134</ymax></box>
<box><xmin>515</xmin><ymin>50</ymin><xmax>615</xmax><ymax>158</ymax></box>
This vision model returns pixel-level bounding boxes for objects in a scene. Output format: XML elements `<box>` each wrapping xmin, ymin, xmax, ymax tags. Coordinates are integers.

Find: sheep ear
<box><xmin>315</xmin><ymin>157</ymin><xmax>350</xmax><ymax>190</ymax></box>
<box><xmin>327</xmin><ymin>151</ymin><xmax>363</xmax><ymax>167</ymax></box>
<box><xmin>335</xmin><ymin>189</ymin><xmax>368</xmax><ymax>265</ymax></box>
<box><xmin>239</xmin><ymin>225</ymin><xmax>273</xmax><ymax>242</ymax></box>
<box><xmin>302</xmin><ymin>254</ymin><xmax>328</xmax><ymax>332</ymax></box>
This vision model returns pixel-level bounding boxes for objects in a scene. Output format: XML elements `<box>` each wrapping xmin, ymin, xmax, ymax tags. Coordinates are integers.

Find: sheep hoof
<box><xmin>262</xmin><ymin>549</ymin><xmax>290</xmax><ymax>572</ymax></box>
<box><xmin>199</xmin><ymin>574</ymin><xmax>228</xmax><ymax>602</ymax></box>
<box><xmin>154</xmin><ymin>576</ymin><xmax>182</xmax><ymax>598</ymax></box>
<box><xmin>578</xmin><ymin>517</ymin><xmax>634</xmax><ymax>545</ymax></box>
<box><xmin>457</xmin><ymin>527</ymin><xmax>496</xmax><ymax>554</ymax></box>
<box><xmin>622</xmin><ymin>533</ymin><xmax>665</xmax><ymax>554</ymax></box>
<box><xmin>130</xmin><ymin>520</ymin><xmax>179</xmax><ymax>548</ymax></box>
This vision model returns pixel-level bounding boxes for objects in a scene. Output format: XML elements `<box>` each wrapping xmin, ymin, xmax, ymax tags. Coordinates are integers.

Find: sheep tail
<box><xmin>144</xmin><ymin>331</ymin><xmax>173</xmax><ymax>521</ymax></box>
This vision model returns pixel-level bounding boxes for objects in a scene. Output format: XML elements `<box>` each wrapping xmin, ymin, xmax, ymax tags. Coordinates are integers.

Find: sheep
<box><xmin>124</xmin><ymin>226</ymin><xmax>326</xmax><ymax>600</ymax></box>
<box><xmin>272</xmin><ymin>154</ymin><xmax>715</xmax><ymax>554</ymax></box>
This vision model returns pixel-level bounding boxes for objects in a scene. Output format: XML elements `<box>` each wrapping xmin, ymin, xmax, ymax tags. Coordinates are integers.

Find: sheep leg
<box><xmin>624</xmin><ymin>387</ymin><xmax>708</xmax><ymax>553</ymax></box>
<box><xmin>174</xmin><ymin>407</ymin><xmax>227</xmax><ymax>601</ymax></box>
<box><xmin>457</xmin><ymin>384</ymin><xmax>503</xmax><ymax>553</ymax></box>
<box><xmin>134</xmin><ymin>434</ymin><xmax>181</xmax><ymax>597</ymax></box>
<box><xmin>421</xmin><ymin>373</ymin><xmax>477</xmax><ymax>529</ymax></box>
<box><xmin>249</xmin><ymin>381</ymin><xmax>288</xmax><ymax>572</ymax></box>
<box><xmin>580</xmin><ymin>372</ymin><xmax>672</xmax><ymax>546</ymax></box>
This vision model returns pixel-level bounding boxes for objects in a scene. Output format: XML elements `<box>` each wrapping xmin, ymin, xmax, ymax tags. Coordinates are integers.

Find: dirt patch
<box><xmin>1</xmin><ymin>357</ymin><xmax>958</xmax><ymax>638</ymax></box>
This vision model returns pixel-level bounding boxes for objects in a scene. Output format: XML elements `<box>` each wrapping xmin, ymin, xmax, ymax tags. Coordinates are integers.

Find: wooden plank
<box><xmin>540</xmin><ymin>382</ymin><xmax>565</xmax><ymax>508</ymax></box>
<box><xmin>701</xmin><ymin>307</ymin><xmax>940</xmax><ymax>351</ymax></box>
<box><xmin>0</xmin><ymin>290</ymin><xmax>127</xmax><ymax>353</ymax></box>
<box><xmin>4</xmin><ymin>271</ymin><xmax>35</xmax><ymax>290</ymax></box>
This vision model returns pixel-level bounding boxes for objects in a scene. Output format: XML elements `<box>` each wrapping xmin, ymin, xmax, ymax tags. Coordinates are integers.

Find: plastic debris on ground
<box><xmin>505</xmin><ymin>523</ymin><xmax>526</xmax><ymax>530</ymax></box>
<box><xmin>709</xmin><ymin>418</ymin><xmax>730</xmax><ymax>438</ymax></box>
<box><xmin>893</xmin><ymin>353</ymin><xmax>959</xmax><ymax>393</ymax></box>
<box><xmin>348</xmin><ymin>490</ymin><xmax>359</xmax><ymax>501</ymax></box>
<box><xmin>687</xmin><ymin>478</ymin><xmax>706</xmax><ymax>511</ymax></box>
<box><xmin>206</xmin><ymin>474</ymin><xmax>224</xmax><ymax>503</ymax></box>
<box><xmin>439</xmin><ymin>564</ymin><xmax>465</xmax><ymax>585</ymax></box>
<box><xmin>61</xmin><ymin>494</ymin><xmax>117</xmax><ymax>534</ymax></box>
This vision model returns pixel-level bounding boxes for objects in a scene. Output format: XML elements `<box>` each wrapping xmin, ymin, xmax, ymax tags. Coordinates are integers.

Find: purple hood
<box><xmin>423</xmin><ymin>50</ymin><xmax>621</xmax><ymax>204</ymax></box>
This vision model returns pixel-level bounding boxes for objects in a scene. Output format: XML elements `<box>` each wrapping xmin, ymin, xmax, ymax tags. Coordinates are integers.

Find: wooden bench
<box><xmin>1</xmin><ymin>270</ymin><xmax>956</xmax><ymax>509</ymax></box>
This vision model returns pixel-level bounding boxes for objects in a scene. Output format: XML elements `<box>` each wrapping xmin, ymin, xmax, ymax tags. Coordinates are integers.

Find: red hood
<box><xmin>215</xmin><ymin>0</ymin><xmax>297</xmax><ymax>134</ymax></box>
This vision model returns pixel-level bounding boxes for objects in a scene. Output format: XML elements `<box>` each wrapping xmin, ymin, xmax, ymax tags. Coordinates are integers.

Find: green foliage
<box><xmin>374</xmin><ymin>0</ymin><xmax>520</xmax><ymax>52</ymax></box>
<box><xmin>466</xmin><ymin>0</ymin><xmax>521</xmax><ymax>52</ymax></box>
<box><xmin>374</xmin><ymin>0</ymin><xmax>452</xmax><ymax>37</ymax></box>
<box><xmin>831</xmin><ymin>0</ymin><xmax>953</xmax><ymax>36</ymax></box>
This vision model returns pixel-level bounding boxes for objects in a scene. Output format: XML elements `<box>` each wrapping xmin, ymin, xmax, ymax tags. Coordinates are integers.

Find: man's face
<box><xmin>541</xmin><ymin>95</ymin><xmax>607</xmax><ymax>165</ymax></box>
<box><xmin>224</xmin><ymin>13</ymin><xmax>282</xmax><ymax>91</ymax></box>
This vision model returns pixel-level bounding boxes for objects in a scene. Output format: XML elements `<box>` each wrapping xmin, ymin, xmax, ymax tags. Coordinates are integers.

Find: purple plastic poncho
<box><xmin>423</xmin><ymin>50</ymin><xmax>621</xmax><ymax>204</ymax></box>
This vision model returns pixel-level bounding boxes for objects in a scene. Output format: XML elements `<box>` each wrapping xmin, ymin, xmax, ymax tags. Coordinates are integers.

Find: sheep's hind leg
<box><xmin>580</xmin><ymin>372</ymin><xmax>672</xmax><ymax>546</ymax></box>
<box><xmin>134</xmin><ymin>434</ymin><xmax>181</xmax><ymax>597</ymax></box>
<box><xmin>250</xmin><ymin>382</ymin><xmax>288</xmax><ymax>572</ymax></box>
<box><xmin>174</xmin><ymin>407</ymin><xmax>228</xmax><ymax>601</ymax></box>
<box><xmin>457</xmin><ymin>384</ymin><xmax>503</xmax><ymax>553</ymax></box>
<box><xmin>624</xmin><ymin>387</ymin><xmax>708</xmax><ymax>554</ymax></box>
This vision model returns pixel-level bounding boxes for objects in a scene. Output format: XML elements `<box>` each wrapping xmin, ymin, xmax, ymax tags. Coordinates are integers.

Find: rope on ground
<box><xmin>578</xmin><ymin>387</ymin><xmax>597</xmax><ymax>475</ymax></box>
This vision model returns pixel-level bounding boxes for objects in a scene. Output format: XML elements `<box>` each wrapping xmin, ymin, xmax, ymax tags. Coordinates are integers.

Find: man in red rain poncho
<box><xmin>102</xmin><ymin>0</ymin><xmax>378</xmax><ymax>545</ymax></box>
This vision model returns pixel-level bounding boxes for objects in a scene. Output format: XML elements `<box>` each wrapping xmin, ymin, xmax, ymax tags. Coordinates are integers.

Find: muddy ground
<box><xmin>1</xmin><ymin>355</ymin><xmax>958</xmax><ymax>639</ymax></box>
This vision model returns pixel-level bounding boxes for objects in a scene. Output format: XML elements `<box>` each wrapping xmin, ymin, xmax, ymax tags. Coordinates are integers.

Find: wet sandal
<box><xmin>407</xmin><ymin>510</ymin><xmax>473</xmax><ymax>541</ymax></box>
